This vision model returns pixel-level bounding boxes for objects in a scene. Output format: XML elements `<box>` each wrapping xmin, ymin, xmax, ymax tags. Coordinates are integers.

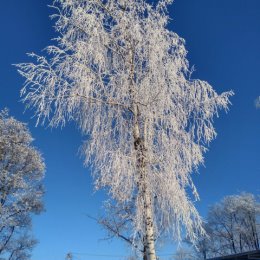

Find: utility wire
<box><xmin>72</xmin><ymin>252</ymin><xmax>128</xmax><ymax>258</ymax></box>
<box><xmin>70</xmin><ymin>251</ymin><xmax>177</xmax><ymax>257</ymax></box>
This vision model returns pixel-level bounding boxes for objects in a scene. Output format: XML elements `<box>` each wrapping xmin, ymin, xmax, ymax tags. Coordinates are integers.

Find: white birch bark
<box><xmin>133</xmin><ymin>107</ymin><xmax>156</xmax><ymax>260</ymax></box>
<box><xmin>130</xmin><ymin>36</ymin><xmax>156</xmax><ymax>258</ymax></box>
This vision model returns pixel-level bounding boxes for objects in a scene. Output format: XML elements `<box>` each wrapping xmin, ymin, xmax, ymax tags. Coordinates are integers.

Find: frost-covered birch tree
<box><xmin>0</xmin><ymin>109</ymin><xmax>44</xmax><ymax>260</ymax></box>
<box><xmin>16</xmin><ymin>0</ymin><xmax>233</xmax><ymax>259</ymax></box>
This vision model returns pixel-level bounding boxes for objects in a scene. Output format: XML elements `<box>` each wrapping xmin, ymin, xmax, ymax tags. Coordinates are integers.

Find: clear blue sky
<box><xmin>0</xmin><ymin>1</ymin><xmax>260</xmax><ymax>260</ymax></box>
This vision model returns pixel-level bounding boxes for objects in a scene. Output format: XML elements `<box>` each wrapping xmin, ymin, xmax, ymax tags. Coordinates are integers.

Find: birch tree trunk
<box><xmin>133</xmin><ymin>105</ymin><xmax>156</xmax><ymax>260</ymax></box>
<box><xmin>128</xmin><ymin>37</ymin><xmax>156</xmax><ymax>259</ymax></box>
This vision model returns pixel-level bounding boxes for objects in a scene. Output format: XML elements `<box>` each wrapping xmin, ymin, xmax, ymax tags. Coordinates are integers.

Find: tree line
<box><xmin>193</xmin><ymin>193</ymin><xmax>260</xmax><ymax>259</ymax></box>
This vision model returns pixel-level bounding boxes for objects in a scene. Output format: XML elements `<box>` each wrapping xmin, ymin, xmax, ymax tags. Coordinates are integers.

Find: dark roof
<box><xmin>207</xmin><ymin>250</ymin><xmax>260</xmax><ymax>260</ymax></box>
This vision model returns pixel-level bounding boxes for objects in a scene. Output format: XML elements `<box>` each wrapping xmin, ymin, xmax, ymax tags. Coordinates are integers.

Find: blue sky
<box><xmin>0</xmin><ymin>1</ymin><xmax>260</xmax><ymax>260</ymax></box>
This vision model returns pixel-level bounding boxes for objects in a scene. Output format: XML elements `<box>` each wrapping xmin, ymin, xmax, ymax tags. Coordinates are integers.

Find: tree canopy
<box><xmin>16</xmin><ymin>0</ymin><xmax>233</xmax><ymax>258</ymax></box>
<box><xmin>0</xmin><ymin>109</ymin><xmax>45</xmax><ymax>260</ymax></box>
<box><xmin>191</xmin><ymin>193</ymin><xmax>260</xmax><ymax>259</ymax></box>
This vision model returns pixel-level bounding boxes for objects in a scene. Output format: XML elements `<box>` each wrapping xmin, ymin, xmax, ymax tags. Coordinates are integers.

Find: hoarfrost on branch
<box><xmin>0</xmin><ymin>109</ymin><xmax>45</xmax><ymax>260</ymax></box>
<box><xmin>16</xmin><ymin>0</ymin><xmax>233</xmax><ymax>258</ymax></box>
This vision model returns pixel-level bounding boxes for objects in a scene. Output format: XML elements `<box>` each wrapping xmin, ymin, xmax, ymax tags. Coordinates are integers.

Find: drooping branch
<box><xmin>16</xmin><ymin>1</ymin><xmax>233</xmax><ymax>259</ymax></box>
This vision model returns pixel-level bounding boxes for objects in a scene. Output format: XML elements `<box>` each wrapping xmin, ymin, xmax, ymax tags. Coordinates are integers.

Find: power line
<box><xmin>70</xmin><ymin>251</ymin><xmax>177</xmax><ymax>258</ymax></box>
<box><xmin>72</xmin><ymin>252</ymin><xmax>128</xmax><ymax>258</ymax></box>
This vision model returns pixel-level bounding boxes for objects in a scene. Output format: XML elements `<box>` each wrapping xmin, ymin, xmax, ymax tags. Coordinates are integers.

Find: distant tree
<box><xmin>65</xmin><ymin>252</ymin><xmax>73</xmax><ymax>260</ymax></box>
<box><xmin>173</xmin><ymin>247</ymin><xmax>194</xmax><ymax>260</ymax></box>
<box><xmin>16</xmin><ymin>0</ymin><xmax>233</xmax><ymax>259</ymax></box>
<box><xmin>192</xmin><ymin>193</ymin><xmax>260</xmax><ymax>258</ymax></box>
<box><xmin>255</xmin><ymin>96</ymin><xmax>260</xmax><ymax>108</ymax></box>
<box><xmin>0</xmin><ymin>109</ymin><xmax>45</xmax><ymax>260</ymax></box>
